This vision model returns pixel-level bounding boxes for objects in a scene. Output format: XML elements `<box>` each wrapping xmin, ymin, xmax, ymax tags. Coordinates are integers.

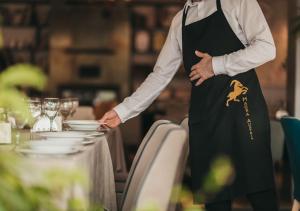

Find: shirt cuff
<box><xmin>212</xmin><ymin>56</ymin><xmax>226</xmax><ymax>75</ymax></box>
<box><xmin>113</xmin><ymin>103</ymin><xmax>129</xmax><ymax>124</ymax></box>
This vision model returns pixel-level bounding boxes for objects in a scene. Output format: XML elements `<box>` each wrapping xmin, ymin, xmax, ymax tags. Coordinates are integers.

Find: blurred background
<box><xmin>0</xmin><ymin>0</ymin><xmax>298</xmax><ymax>209</ymax></box>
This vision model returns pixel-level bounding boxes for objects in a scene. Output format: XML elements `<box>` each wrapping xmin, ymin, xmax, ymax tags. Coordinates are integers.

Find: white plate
<box><xmin>28</xmin><ymin>140</ymin><xmax>83</xmax><ymax>151</ymax></box>
<box><xmin>65</xmin><ymin>120</ymin><xmax>101</xmax><ymax>126</ymax></box>
<box><xmin>38</xmin><ymin>131</ymin><xmax>91</xmax><ymax>139</ymax></box>
<box><xmin>16</xmin><ymin>146</ymin><xmax>80</xmax><ymax>155</ymax></box>
<box><xmin>45</xmin><ymin>137</ymin><xmax>85</xmax><ymax>142</ymax></box>
<box><xmin>86</xmin><ymin>132</ymin><xmax>104</xmax><ymax>137</ymax></box>
<box><xmin>98</xmin><ymin>127</ymin><xmax>110</xmax><ymax>132</ymax></box>
<box><xmin>68</xmin><ymin>125</ymin><xmax>100</xmax><ymax>131</ymax></box>
<box><xmin>65</xmin><ymin>120</ymin><xmax>107</xmax><ymax>131</ymax></box>
<box><xmin>82</xmin><ymin>139</ymin><xmax>96</xmax><ymax>145</ymax></box>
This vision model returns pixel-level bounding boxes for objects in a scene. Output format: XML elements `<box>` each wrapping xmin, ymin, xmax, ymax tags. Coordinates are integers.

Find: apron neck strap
<box><xmin>216</xmin><ymin>0</ymin><xmax>222</xmax><ymax>11</ymax></box>
<box><xmin>182</xmin><ymin>5</ymin><xmax>190</xmax><ymax>28</ymax></box>
<box><xmin>182</xmin><ymin>0</ymin><xmax>223</xmax><ymax>28</ymax></box>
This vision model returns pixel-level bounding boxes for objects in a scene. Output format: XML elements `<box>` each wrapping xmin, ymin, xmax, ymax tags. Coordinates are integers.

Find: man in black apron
<box><xmin>100</xmin><ymin>0</ymin><xmax>279</xmax><ymax>210</ymax></box>
<box><xmin>182</xmin><ymin>0</ymin><xmax>278</xmax><ymax>210</ymax></box>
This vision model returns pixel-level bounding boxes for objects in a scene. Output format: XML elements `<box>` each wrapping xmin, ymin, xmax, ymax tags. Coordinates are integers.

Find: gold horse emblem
<box><xmin>226</xmin><ymin>80</ymin><xmax>248</xmax><ymax>107</ymax></box>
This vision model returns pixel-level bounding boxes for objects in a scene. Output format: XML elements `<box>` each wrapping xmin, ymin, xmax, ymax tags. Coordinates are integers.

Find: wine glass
<box><xmin>70</xmin><ymin>98</ymin><xmax>79</xmax><ymax>117</ymax></box>
<box><xmin>60</xmin><ymin>98</ymin><xmax>73</xmax><ymax>121</ymax></box>
<box><xmin>28</xmin><ymin>98</ymin><xmax>42</xmax><ymax>119</ymax></box>
<box><xmin>28</xmin><ymin>98</ymin><xmax>42</xmax><ymax>137</ymax></box>
<box><xmin>11</xmin><ymin>110</ymin><xmax>28</xmax><ymax>145</ymax></box>
<box><xmin>42</xmin><ymin>98</ymin><xmax>60</xmax><ymax>132</ymax></box>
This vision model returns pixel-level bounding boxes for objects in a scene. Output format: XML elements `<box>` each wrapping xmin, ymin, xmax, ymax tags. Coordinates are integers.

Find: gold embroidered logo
<box><xmin>226</xmin><ymin>80</ymin><xmax>254</xmax><ymax>141</ymax></box>
<box><xmin>226</xmin><ymin>80</ymin><xmax>249</xmax><ymax>107</ymax></box>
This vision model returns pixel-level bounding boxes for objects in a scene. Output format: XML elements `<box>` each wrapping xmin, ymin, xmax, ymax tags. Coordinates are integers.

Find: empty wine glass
<box><xmin>70</xmin><ymin>98</ymin><xmax>79</xmax><ymax>117</ymax></box>
<box><xmin>60</xmin><ymin>98</ymin><xmax>73</xmax><ymax>121</ymax></box>
<box><xmin>43</xmin><ymin>98</ymin><xmax>60</xmax><ymax>132</ymax></box>
<box><xmin>28</xmin><ymin>98</ymin><xmax>42</xmax><ymax>119</ymax></box>
<box><xmin>28</xmin><ymin>98</ymin><xmax>42</xmax><ymax>137</ymax></box>
<box><xmin>10</xmin><ymin>110</ymin><xmax>28</xmax><ymax>145</ymax></box>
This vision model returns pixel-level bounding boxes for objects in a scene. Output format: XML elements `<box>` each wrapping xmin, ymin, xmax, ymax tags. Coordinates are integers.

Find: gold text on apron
<box><xmin>226</xmin><ymin>80</ymin><xmax>254</xmax><ymax>141</ymax></box>
<box><xmin>242</xmin><ymin>96</ymin><xmax>254</xmax><ymax>141</ymax></box>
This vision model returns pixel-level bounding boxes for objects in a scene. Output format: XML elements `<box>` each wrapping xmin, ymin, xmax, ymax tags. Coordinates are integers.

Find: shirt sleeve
<box><xmin>113</xmin><ymin>17</ymin><xmax>182</xmax><ymax>123</ymax></box>
<box><xmin>212</xmin><ymin>0</ymin><xmax>276</xmax><ymax>76</ymax></box>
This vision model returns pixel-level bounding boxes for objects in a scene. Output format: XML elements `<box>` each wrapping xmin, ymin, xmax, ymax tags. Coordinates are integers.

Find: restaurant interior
<box><xmin>0</xmin><ymin>0</ymin><xmax>299</xmax><ymax>210</ymax></box>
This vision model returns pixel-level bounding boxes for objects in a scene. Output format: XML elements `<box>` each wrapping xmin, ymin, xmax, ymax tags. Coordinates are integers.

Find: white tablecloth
<box><xmin>106</xmin><ymin>128</ymin><xmax>128</xmax><ymax>178</ymax></box>
<box><xmin>2</xmin><ymin>132</ymin><xmax>118</xmax><ymax>211</ymax></box>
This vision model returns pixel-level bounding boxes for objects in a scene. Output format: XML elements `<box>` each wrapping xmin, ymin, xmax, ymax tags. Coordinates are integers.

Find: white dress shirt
<box><xmin>113</xmin><ymin>0</ymin><xmax>276</xmax><ymax>123</ymax></box>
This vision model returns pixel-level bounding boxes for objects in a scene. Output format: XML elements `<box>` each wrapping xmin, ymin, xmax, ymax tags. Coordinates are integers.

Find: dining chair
<box><xmin>270</xmin><ymin>120</ymin><xmax>285</xmax><ymax>162</ymax></box>
<box><xmin>180</xmin><ymin>116</ymin><xmax>189</xmax><ymax>137</ymax></box>
<box><xmin>180</xmin><ymin>116</ymin><xmax>191</xmax><ymax>180</ymax></box>
<box><xmin>280</xmin><ymin>117</ymin><xmax>300</xmax><ymax>210</ymax></box>
<box><xmin>121</xmin><ymin>123</ymin><xmax>188</xmax><ymax>211</ymax></box>
<box><xmin>118</xmin><ymin>120</ymin><xmax>171</xmax><ymax>209</ymax></box>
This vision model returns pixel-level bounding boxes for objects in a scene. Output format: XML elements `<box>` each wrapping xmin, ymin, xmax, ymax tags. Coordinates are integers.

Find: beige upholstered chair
<box><xmin>129</xmin><ymin>120</ymin><xmax>172</xmax><ymax>177</ymax></box>
<box><xmin>180</xmin><ymin>116</ymin><xmax>189</xmax><ymax>140</ymax></box>
<box><xmin>180</xmin><ymin>117</ymin><xmax>191</xmax><ymax>179</ymax></box>
<box><xmin>118</xmin><ymin>120</ymin><xmax>171</xmax><ymax>209</ymax></box>
<box><xmin>121</xmin><ymin>123</ymin><xmax>188</xmax><ymax>211</ymax></box>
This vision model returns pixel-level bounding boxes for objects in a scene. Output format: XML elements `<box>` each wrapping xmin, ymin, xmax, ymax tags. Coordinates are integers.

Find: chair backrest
<box><xmin>122</xmin><ymin>123</ymin><xmax>188</xmax><ymax>211</ymax></box>
<box><xmin>280</xmin><ymin>117</ymin><xmax>300</xmax><ymax>200</ymax></box>
<box><xmin>180</xmin><ymin>117</ymin><xmax>190</xmax><ymax>155</ymax></box>
<box><xmin>180</xmin><ymin>117</ymin><xmax>189</xmax><ymax>134</ymax></box>
<box><xmin>120</xmin><ymin>120</ymin><xmax>171</xmax><ymax>208</ymax></box>
<box><xmin>270</xmin><ymin>120</ymin><xmax>285</xmax><ymax>162</ymax></box>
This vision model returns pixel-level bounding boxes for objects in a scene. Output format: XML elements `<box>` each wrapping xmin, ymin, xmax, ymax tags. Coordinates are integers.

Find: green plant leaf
<box><xmin>0</xmin><ymin>64</ymin><xmax>46</xmax><ymax>90</ymax></box>
<box><xmin>0</xmin><ymin>88</ymin><xmax>34</xmax><ymax>124</ymax></box>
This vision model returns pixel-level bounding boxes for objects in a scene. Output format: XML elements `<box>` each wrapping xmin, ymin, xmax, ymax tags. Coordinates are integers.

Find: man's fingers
<box><xmin>100</xmin><ymin>111</ymin><xmax>115</xmax><ymax>121</ymax></box>
<box><xmin>195</xmin><ymin>50</ymin><xmax>206</xmax><ymax>58</ymax></box>
<box><xmin>195</xmin><ymin>78</ymin><xmax>205</xmax><ymax>86</ymax></box>
<box><xmin>190</xmin><ymin>74</ymin><xmax>201</xmax><ymax>81</ymax></box>
<box><xmin>100</xmin><ymin>119</ymin><xmax>112</xmax><ymax>128</ymax></box>
<box><xmin>99</xmin><ymin>114</ymin><xmax>108</xmax><ymax>123</ymax></box>
<box><xmin>99</xmin><ymin>112</ymin><xmax>113</xmax><ymax>124</ymax></box>
<box><xmin>189</xmin><ymin>69</ymin><xmax>199</xmax><ymax>77</ymax></box>
<box><xmin>191</xmin><ymin>64</ymin><xmax>199</xmax><ymax>72</ymax></box>
<box><xmin>101</xmin><ymin>124</ymin><xmax>111</xmax><ymax>129</ymax></box>
<box><xmin>105</xmin><ymin>119</ymin><xmax>118</xmax><ymax>128</ymax></box>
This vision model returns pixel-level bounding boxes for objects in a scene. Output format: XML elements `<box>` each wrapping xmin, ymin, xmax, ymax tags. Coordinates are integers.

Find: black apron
<box><xmin>182</xmin><ymin>0</ymin><xmax>275</xmax><ymax>203</ymax></box>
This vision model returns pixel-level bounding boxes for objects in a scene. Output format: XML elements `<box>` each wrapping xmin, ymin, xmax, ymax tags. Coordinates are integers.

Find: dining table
<box><xmin>0</xmin><ymin>128</ymin><xmax>121</xmax><ymax>211</ymax></box>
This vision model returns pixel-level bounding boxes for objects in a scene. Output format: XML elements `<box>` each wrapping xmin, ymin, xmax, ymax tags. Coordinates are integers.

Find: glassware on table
<box><xmin>11</xmin><ymin>111</ymin><xmax>28</xmax><ymax>145</ymax></box>
<box><xmin>70</xmin><ymin>98</ymin><xmax>79</xmax><ymax>117</ymax></box>
<box><xmin>0</xmin><ymin>108</ymin><xmax>12</xmax><ymax>144</ymax></box>
<box><xmin>28</xmin><ymin>98</ymin><xmax>42</xmax><ymax>119</ymax></box>
<box><xmin>28</xmin><ymin>98</ymin><xmax>42</xmax><ymax>137</ymax></box>
<box><xmin>60</xmin><ymin>98</ymin><xmax>73</xmax><ymax>121</ymax></box>
<box><xmin>42</xmin><ymin>98</ymin><xmax>60</xmax><ymax>132</ymax></box>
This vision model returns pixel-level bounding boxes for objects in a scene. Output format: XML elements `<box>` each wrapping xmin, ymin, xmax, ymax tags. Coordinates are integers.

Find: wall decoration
<box><xmin>134</xmin><ymin>30</ymin><xmax>151</xmax><ymax>53</ymax></box>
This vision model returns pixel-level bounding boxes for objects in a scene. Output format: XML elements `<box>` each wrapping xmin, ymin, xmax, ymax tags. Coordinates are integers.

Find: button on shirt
<box><xmin>114</xmin><ymin>0</ymin><xmax>276</xmax><ymax>123</ymax></box>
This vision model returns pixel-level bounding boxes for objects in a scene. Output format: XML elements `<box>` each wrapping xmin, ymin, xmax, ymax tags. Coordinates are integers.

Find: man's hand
<box><xmin>189</xmin><ymin>50</ymin><xmax>214</xmax><ymax>86</ymax></box>
<box><xmin>99</xmin><ymin>109</ymin><xmax>121</xmax><ymax>129</ymax></box>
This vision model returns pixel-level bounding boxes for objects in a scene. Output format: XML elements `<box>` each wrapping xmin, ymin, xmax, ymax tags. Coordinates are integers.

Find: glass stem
<box><xmin>15</xmin><ymin>131</ymin><xmax>20</xmax><ymax>145</ymax></box>
<box><xmin>50</xmin><ymin>118</ymin><xmax>54</xmax><ymax>132</ymax></box>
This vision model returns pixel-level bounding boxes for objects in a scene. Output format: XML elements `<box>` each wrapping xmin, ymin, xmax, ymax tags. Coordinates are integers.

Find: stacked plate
<box><xmin>38</xmin><ymin>131</ymin><xmax>103</xmax><ymax>145</ymax></box>
<box><xmin>16</xmin><ymin>131</ymin><xmax>105</xmax><ymax>155</ymax></box>
<box><xmin>16</xmin><ymin>139</ymin><xmax>82</xmax><ymax>155</ymax></box>
<box><xmin>65</xmin><ymin>120</ymin><xmax>105</xmax><ymax>131</ymax></box>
